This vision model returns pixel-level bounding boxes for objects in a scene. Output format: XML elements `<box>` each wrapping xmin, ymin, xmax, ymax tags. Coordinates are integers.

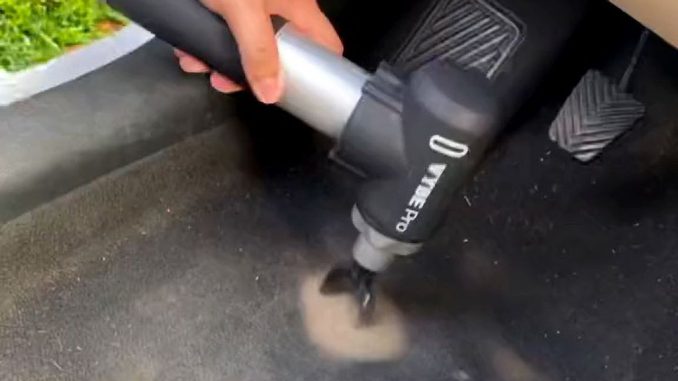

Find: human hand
<box><xmin>175</xmin><ymin>0</ymin><xmax>343</xmax><ymax>104</ymax></box>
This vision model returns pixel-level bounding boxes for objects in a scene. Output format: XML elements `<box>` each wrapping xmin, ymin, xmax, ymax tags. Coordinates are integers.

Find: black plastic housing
<box><xmin>337</xmin><ymin>61</ymin><xmax>501</xmax><ymax>243</ymax></box>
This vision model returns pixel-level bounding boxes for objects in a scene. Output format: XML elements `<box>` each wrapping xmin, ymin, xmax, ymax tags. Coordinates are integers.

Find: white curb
<box><xmin>0</xmin><ymin>24</ymin><xmax>154</xmax><ymax>107</ymax></box>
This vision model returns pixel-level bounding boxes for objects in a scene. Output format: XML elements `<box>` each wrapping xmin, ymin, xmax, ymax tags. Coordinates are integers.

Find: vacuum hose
<box><xmin>107</xmin><ymin>0</ymin><xmax>369</xmax><ymax>138</ymax></box>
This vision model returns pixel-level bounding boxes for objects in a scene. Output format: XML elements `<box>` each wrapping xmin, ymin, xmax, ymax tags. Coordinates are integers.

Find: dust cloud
<box><xmin>299</xmin><ymin>273</ymin><xmax>408</xmax><ymax>362</ymax></box>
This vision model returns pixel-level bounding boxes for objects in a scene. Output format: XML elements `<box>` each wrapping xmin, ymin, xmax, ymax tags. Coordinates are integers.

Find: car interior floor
<box><xmin>1</xmin><ymin>2</ymin><xmax>677</xmax><ymax>380</ymax></box>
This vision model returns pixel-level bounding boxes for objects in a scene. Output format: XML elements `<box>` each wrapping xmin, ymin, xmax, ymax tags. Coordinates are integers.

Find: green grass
<box><xmin>0</xmin><ymin>0</ymin><xmax>128</xmax><ymax>72</ymax></box>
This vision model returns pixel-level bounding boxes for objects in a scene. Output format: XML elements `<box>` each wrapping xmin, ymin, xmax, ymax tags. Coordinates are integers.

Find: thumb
<box><xmin>202</xmin><ymin>0</ymin><xmax>283</xmax><ymax>104</ymax></box>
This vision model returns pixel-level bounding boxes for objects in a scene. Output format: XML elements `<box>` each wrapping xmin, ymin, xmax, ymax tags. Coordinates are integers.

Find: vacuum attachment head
<box><xmin>320</xmin><ymin>260</ymin><xmax>377</xmax><ymax>326</ymax></box>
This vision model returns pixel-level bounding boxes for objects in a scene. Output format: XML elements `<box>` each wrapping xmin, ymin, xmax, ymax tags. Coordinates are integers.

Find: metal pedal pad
<box><xmin>392</xmin><ymin>0</ymin><xmax>524</xmax><ymax>79</ymax></box>
<box><xmin>549</xmin><ymin>70</ymin><xmax>645</xmax><ymax>162</ymax></box>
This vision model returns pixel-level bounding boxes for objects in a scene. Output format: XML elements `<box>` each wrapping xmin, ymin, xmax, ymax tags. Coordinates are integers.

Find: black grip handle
<box><xmin>108</xmin><ymin>0</ymin><xmax>282</xmax><ymax>84</ymax></box>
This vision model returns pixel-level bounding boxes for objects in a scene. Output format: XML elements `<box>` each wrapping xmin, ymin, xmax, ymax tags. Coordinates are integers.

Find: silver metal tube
<box><xmin>276</xmin><ymin>25</ymin><xmax>369</xmax><ymax>139</ymax></box>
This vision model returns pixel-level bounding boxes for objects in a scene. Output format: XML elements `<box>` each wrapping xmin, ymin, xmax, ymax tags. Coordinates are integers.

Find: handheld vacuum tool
<box><xmin>108</xmin><ymin>0</ymin><xmax>503</xmax><ymax>322</ymax></box>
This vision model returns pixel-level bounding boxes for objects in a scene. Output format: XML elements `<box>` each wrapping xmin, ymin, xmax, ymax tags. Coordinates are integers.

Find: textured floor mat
<box><xmin>392</xmin><ymin>0</ymin><xmax>524</xmax><ymax>79</ymax></box>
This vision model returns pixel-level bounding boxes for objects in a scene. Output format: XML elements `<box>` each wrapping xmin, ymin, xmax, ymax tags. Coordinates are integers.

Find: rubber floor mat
<box><xmin>392</xmin><ymin>0</ymin><xmax>524</xmax><ymax>79</ymax></box>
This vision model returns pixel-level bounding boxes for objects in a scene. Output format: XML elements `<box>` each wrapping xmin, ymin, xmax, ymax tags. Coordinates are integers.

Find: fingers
<box><xmin>210</xmin><ymin>72</ymin><xmax>243</xmax><ymax>93</ymax></box>
<box><xmin>273</xmin><ymin>0</ymin><xmax>343</xmax><ymax>55</ymax></box>
<box><xmin>181</xmin><ymin>0</ymin><xmax>343</xmax><ymax>102</ymax></box>
<box><xmin>175</xmin><ymin>49</ymin><xmax>241</xmax><ymax>93</ymax></box>
<box><xmin>205</xmin><ymin>0</ymin><xmax>283</xmax><ymax>104</ymax></box>
<box><xmin>174</xmin><ymin>49</ymin><xmax>210</xmax><ymax>73</ymax></box>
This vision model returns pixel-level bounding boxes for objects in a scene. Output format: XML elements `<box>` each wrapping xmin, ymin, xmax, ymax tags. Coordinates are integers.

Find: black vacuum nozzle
<box><xmin>320</xmin><ymin>260</ymin><xmax>377</xmax><ymax>325</ymax></box>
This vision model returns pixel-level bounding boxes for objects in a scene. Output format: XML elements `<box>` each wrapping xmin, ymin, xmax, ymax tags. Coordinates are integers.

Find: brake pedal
<box><xmin>549</xmin><ymin>29</ymin><xmax>649</xmax><ymax>162</ymax></box>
